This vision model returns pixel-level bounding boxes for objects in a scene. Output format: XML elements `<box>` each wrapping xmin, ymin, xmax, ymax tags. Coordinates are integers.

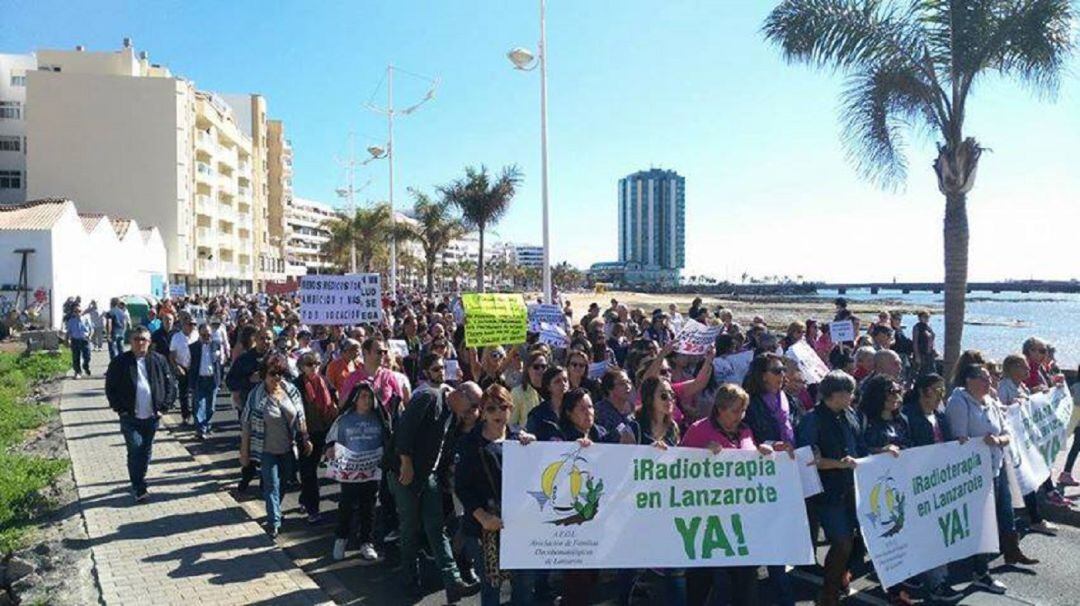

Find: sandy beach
<box><xmin>543</xmin><ymin>289</ymin><xmax>940</xmax><ymax>330</ymax></box>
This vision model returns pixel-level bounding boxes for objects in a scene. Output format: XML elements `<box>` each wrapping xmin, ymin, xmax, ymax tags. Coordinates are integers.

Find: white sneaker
<box><xmin>332</xmin><ymin>538</ymin><xmax>347</xmax><ymax>561</ymax></box>
<box><xmin>359</xmin><ymin>542</ymin><xmax>378</xmax><ymax>561</ymax></box>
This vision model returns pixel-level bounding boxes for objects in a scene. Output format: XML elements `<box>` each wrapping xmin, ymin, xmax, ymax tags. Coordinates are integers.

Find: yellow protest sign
<box><xmin>462</xmin><ymin>293</ymin><xmax>527</xmax><ymax>348</ymax></box>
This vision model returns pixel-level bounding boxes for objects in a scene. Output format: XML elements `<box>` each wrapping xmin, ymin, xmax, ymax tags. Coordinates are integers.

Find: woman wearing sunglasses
<box><xmin>510</xmin><ymin>351</ymin><xmax>548</xmax><ymax>430</ymax></box>
<box><xmin>455</xmin><ymin>384</ymin><xmax>536</xmax><ymax>606</ymax></box>
<box><xmin>566</xmin><ymin>349</ymin><xmax>599</xmax><ymax>396</ymax></box>
<box><xmin>741</xmin><ymin>353</ymin><xmax>796</xmax><ymax>606</ymax></box>
<box><xmin>616</xmin><ymin>376</ymin><xmax>687</xmax><ymax>605</ymax></box>
<box><xmin>240</xmin><ymin>352</ymin><xmax>312</xmax><ymax>538</ymax></box>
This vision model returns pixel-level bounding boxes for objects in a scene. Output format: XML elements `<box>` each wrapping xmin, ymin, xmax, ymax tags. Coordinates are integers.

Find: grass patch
<box><xmin>0</xmin><ymin>351</ymin><xmax>69</xmax><ymax>554</ymax></box>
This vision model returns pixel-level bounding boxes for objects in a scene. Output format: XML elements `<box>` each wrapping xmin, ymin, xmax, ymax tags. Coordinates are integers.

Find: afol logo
<box><xmin>528</xmin><ymin>447</ymin><xmax>604</xmax><ymax>526</ymax></box>
<box><xmin>865</xmin><ymin>474</ymin><xmax>906</xmax><ymax>538</ymax></box>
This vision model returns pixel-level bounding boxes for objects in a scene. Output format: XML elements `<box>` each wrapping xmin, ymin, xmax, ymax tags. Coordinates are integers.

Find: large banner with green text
<box><xmin>499</xmin><ymin>442</ymin><xmax>815</xmax><ymax>569</ymax></box>
<box><xmin>462</xmin><ymin>293</ymin><xmax>527</xmax><ymax>348</ymax></box>
<box><xmin>1004</xmin><ymin>386</ymin><xmax>1073</xmax><ymax>495</ymax></box>
<box><xmin>854</xmin><ymin>440</ymin><xmax>998</xmax><ymax>589</ymax></box>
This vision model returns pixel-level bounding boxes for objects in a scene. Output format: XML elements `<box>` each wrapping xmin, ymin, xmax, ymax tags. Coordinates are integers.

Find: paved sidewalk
<box><xmin>58</xmin><ymin>357</ymin><xmax>332</xmax><ymax>606</ymax></box>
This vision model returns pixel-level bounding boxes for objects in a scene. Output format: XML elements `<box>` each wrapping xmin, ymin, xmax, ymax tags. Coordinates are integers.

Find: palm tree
<box><xmin>322</xmin><ymin>203</ymin><xmax>410</xmax><ymax>274</ymax></box>
<box><xmin>440</xmin><ymin>165</ymin><xmax>524</xmax><ymax>291</ymax></box>
<box><xmin>403</xmin><ymin>189</ymin><xmax>468</xmax><ymax>295</ymax></box>
<box><xmin>763</xmin><ymin>0</ymin><xmax>1074</xmax><ymax>375</ymax></box>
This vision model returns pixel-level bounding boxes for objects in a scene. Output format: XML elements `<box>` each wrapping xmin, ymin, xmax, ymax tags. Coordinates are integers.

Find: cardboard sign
<box><xmin>588</xmin><ymin>360</ymin><xmax>610</xmax><ymax>380</ymax></box>
<box><xmin>829</xmin><ymin>320</ymin><xmax>855</xmax><ymax>342</ymax></box>
<box><xmin>462</xmin><ymin>293</ymin><xmax>527</xmax><ymax>348</ymax></box>
<box><xmin>528</xmin><ymin>304</ymin><xmax>566</xmax><ymax>332</ymax></box>
<box><xmin>168</xmin><ymin>284</ymin><xmax>187</xmax><ymax>298</ymax></box>
<box><xmin>299</xmin><ymin>274</ymin><xmax>382</xmax><ymax>325</ymax></box>
<box><xmin>785</xmin><ymin>340</ymin><xmax>830</xmax><ymax>384</ymax></box>
<box><xmin>537</xmin><ymin>322</ymin><xmax>570</xmax><ymax>349</ymax></box>
<box><xmin>794</xmin><ymin>446</ymin><xmax>823</xmax><ymax>498</ymax></box>
<box><xmin>387</xmin><ymin>339</ymin><xmax>410</xmax><ymax>360</ymax></box>
<box><xmin>674</xmin><ymin>319</ymin><xmax>721</xmax><ymax>356</ymax></box>
<box><xmin>444</xmin><ymin>359</ymin><xmax>461</xmax><ymax>381</ymax></box>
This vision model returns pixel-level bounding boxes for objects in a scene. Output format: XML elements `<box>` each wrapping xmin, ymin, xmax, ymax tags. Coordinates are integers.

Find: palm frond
<box><xmin>841</xmin><ymin>60</ymin><xmax>940</xmax><ymax>189</ymax></box>
<box><xmin>984</xmin><ymin>0</ymin><xmax>1074</xmax><ymax>94</ymax></box>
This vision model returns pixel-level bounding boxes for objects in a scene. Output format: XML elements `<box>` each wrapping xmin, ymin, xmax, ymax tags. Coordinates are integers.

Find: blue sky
<box><xmin>3</xmin><ymin>0</ymin><xmax>1078</xmax><ymax>282</ymax></box>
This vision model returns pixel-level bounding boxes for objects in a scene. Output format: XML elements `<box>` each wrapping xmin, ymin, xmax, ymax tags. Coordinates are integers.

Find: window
<box><xmin>10</xmin><ymin>75</ymin><xmax>25</xmax><ymax>87</ymax></box>
<box><xmin>37</xmin><ymin>65</ymin><xmax>60</xmax><ymax>73</ymax></box>
<box><xmin>0</xmin><ymin>136</ymin><xmax>19</xmax><ymax>152</ymax></box>
<box><xmin>0</xmin><ymin>171</ymin><xmax>21</xmax><ymax>189</ymax></box>
<box><xmin>0</xmin><ymin>101</ymin><xmax>21</xmax><ymax>120</ymax></box>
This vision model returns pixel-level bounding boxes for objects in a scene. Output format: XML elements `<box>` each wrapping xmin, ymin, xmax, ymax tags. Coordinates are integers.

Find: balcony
<box><xmin>196</xmin><ymin>259</ymin><xmax>217</xmax><ymax>275</ymax></box>
<box><xmin>237</xmin><ymin>185</ymin><xmax>251</xmax><ymax>198</ymax></box>
<box><xmin>236</xmin><ymin>214</ymin><xmax>253</xmax><ymax>230</ymax></box>
<box><xmin>238</xmin><ymin>160</ymin><xmax>251</xmax><ymax>174</ymax></box>
<box><xmin>219</xmin><ymin>261</ymin><xmax>238</xmax><ymax>275</ymax></box>
<box><xmin>217</xmin><ymin>204</ymin><xmax>236</xmax><ymax>223</ymax></box>
<box><xmin>196</xmin><ymin>226</ymin><xmax>214</xmax><ymax>245</ymax></box>
<box><xmin>196</xmin><ymin>130</ymin><xmax>216</xmax><ymax>151</ymax></box>
<box><xmin>195</xmin><ymin>194</ymin><xmax>213</xmax><ymax>216</ymax></box>
<box><xmin>196</xmin><ymin>162</ymin><xmax>214</xmax><ymax>182</ymax></box>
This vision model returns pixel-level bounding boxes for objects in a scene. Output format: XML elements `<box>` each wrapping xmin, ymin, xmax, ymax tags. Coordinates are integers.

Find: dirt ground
<box><xmin>6</xmin><ymin>381</ymin><xmax>97</xmax><ymax>606</ymax></box>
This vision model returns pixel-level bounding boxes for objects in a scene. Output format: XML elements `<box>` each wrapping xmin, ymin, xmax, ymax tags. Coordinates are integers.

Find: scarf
<box><xmin>302</xmin><ymin>373</ymin><xmax>336</xmax><ymax>432</ymax></box>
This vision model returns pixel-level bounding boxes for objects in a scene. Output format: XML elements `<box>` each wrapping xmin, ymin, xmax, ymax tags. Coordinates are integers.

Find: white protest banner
<box><xmin>1004</xmin><ymin>386</ymin><xmax>1073</xmax><ymax>493</ymax></box>
<box><xmin>854</xmin><ymin>441</ymin><xmax>997</xmax><ymax>589</ymax></box>
<box><xmin>187</xmin><ymin>305</ymin><xmax>208</xmax><ymax>325</ymax></box>
<box><xmin>387</xmin><ymin>339</ymin><xmax>410</xmax><ymax>360</ymax></box>
<box><xmin>323</xmin><ymin>443</ymin><xmax>382</xmax><ymax>483</ymax></box>
<box><xmin>786</xmin><ymin>341</ymin><xmax>830</xmax><ymax>385</ymax></box>
<box><xmin>528</xmin><ymin>304</ymin><xmax>566</xmax><ymax>332</ymax></box>
<box><xmin>537</xmin><ymin>322</ymin><xmax>570</xmax><ymax>349</ymax></box>
<box><xmin>794</xmin><ymin>446</ymin><xmax>823</xmax><ymax>498</ymax></box>
<box><xmin>587</xmin><ymin>361</ymin><xmax>610</xmax><ymax>380</ymax></box>
<box><xmin>500</xmin><ymin>442</ymin><xmax>814</xmax><ymax>569</ymax></box>
<box><xmin>299</xmin><ymin>274</ymin><xmax>382</xmax><ymax>325</ymax></box>
<box><xmin>674</xmin><ymin>319</ymin><xmax>721</xmax><ymax>356</ymax></box>
<box><xmin>444</xmin><ymin>359</ymin><xmax>461</xmax><ymax>381</ymax></box>
<box><xmin>829</xmin><ymin>320</ymin><xmax>855</xmax><ymax>342</ymax></box>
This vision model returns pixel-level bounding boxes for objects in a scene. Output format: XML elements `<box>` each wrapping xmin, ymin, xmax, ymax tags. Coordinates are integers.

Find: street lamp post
<box><xmin>508</xmin><ymin>0</ymin><xmax>552</xmax><ymax>304</ymax></box>
<box><xmin>366</xmin><ymin>65</ymin><xmax>438</xmax><ymax>299</ymax></box>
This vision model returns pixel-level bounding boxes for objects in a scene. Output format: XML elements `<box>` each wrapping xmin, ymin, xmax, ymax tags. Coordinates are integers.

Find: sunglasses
<box><xmin>491</xmin><ymin>351</ymin><xmax>506</xmax><ymax>359</ymax></box>
<box><xmin>659</xmin><ymin>368</ymin><xmax>672</xmax><ymax>376</ymax></box>
<box><xmin>132</xmin><ymin>337</ymin><xmax>149</xmax><ymax>343</ymax></box>
<box><xmin>1034</xmin><ymin>348</ymin><xmax>1048</xmax><ymax>354</ymax></box>
<box><xmin>484</xmin><ymin>404</ymin><xmax>513</xmax><ymax>413</ymax></box>
<box><xmin>659</xmin><ymin>391</ymin><xmax>675</xmax><ymax>401</ymax></box>
<box><xmin>429</xmin><ymin>365</ymin><xmax>445</xmax><ymax>373</ymax></box>
<box><xmin>888</xmin><ymin>387</ymin><xmax>902</xmax><ymax>395</ymax></box>
<box><xmin>267</xmin><ymin>370</ymin><xmax>284</xmax><ymax>378</ymax></box>
<box><xmin>767</xmin><ymin>368</ymin><xmax>785</xmax><ymax>375</ymax></box>
<box><xmin>531</xmin><ymin>363</ymin><xmax>548</xmax><ymax>371</ymax></box>
<box><xmin>569</xmin><ymin>362</ymin><xmax>587</xmax><ymax>369</ymax></box>
<box><xmin>378</xmin><ymin>349</ymin><xmax>389</xmax><ymax>356</ymax></box>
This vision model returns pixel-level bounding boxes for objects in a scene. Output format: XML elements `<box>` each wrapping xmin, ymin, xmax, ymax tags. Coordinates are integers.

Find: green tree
<box><xmin>404</xmin><ymin>190</ymin><xmax>468</xmax><ymax>295</ymax></box>
<box><xmin>323</xmin><ymin>203</ymin><xmax>412</xmax><ymax>274</ymax></box>
<box><xmin>440</xmin><ymin>165</ymin><xmax>524</xmax><ymax>292</ymax></box>
<box><xmin>763</xmin><ymin>0</ymin><xmax>1074</xmax><ymax>375</ymax></box>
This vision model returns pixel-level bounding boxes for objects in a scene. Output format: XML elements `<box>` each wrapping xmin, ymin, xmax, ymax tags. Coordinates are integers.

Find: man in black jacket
<box><xmin>105</xmin><ymin>325</ymin><xmax>177</xmax><ymax>502</ymax></box>
<box><xmin>225</xmin><ymin>327</ymin><xmax>273</xmax><ymax>491</ymax></box>
<box><xmin>387</xmin><ymin>380</ymin><xmax>478</xmax><ymax>602</ymax></box>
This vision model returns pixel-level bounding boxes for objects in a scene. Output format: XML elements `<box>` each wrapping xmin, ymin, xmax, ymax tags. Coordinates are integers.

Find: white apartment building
<box><xmin>0</xmin><ymin>40</ymin><xmax>290</xmax><ymax>293</ymax></box>
<box><xmin>0</xmin><ymin>53</ymin><xmax>35</xmax><ymax>204</ymax></box>
<box><xmin>285</xmin><ymin>197</ymin><xmax>334</xmax><ymax>275</ymax></box>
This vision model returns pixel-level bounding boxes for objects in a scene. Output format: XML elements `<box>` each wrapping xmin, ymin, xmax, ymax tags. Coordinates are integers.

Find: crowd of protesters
<box><xmin>78</xmin><ymin>288</ymin><xmax>1080</xmax><ymax>606</ymax></box>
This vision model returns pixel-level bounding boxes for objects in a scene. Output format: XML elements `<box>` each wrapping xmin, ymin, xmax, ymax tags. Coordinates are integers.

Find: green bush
<box><xmin>0</xmin><ymin>351</ymin><xmax>68</xmax><ymax>554</ymax></box>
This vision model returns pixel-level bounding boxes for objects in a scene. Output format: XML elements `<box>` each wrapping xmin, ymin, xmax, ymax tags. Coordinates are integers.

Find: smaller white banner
<box><xmin>324</xmin><ymin>443</ymin><xmax>383</xmax><ymax>483</ymax></box>
<box><xmin>829</xmin><ymin>320</ymin><xmax>855</xmax><ymax>342</ymax></box>
<box><xmin>794</xmin><ymin>446</ymin><xmax>823</xmax><ymax>498</ymax></box>
<box><xmin>674</xmin><ymin>319</ymin><xmax>721</xmax><ymax>356</ymax></box>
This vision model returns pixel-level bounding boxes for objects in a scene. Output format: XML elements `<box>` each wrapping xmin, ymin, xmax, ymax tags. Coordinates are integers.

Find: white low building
<box><xmin>0</xmin><ymin>198</ymin><xmax>166</xmax><ymax>328</ymax></box>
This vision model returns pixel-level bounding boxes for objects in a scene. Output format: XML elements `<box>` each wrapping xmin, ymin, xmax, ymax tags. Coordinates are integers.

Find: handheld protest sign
<box><xmin>462</xmin><ymin>293</ymin><xmax>527</xmax><ymax>348</ymax></box>
<box><xmin>299</xmin><ymin>274</ymin><xmax>382</xmax><ymax>325</ymax></box>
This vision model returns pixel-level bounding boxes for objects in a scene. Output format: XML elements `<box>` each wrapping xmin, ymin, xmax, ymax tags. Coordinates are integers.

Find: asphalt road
<box><xmin>162</xmin><ymin>387</ymin><xmax>1080</xmax><ymax>605</ymax></box>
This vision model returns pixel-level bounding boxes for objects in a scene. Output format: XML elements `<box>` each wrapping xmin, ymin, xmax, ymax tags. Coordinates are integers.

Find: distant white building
<box><xmin>285</xmin><ymin>197</ymin><xmax>334</xmax><ymax>275</ymax></box>
<box><xmin>0</xmin><ymin>198</ymin><xmax>167</xmax><ymax>328</ymax></box>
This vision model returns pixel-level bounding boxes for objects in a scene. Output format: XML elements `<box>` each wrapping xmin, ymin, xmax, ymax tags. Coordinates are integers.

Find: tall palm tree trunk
<box><xmin>942</xmin><ymin>192</ymin><xmax>969</xmax><ymax>380</ymax></box>
<box><xmin>425</xmin><ymin>251</ymin><xmax>436</xmax><ymax>296</ymax></box>
<box><xmin>935</xmin><ymin>138</ymin><xmax>981</xmax><ymax>380</ymax></box>
<box><xmin>477</xmin><ymin>228</ymin><xmax>486</xmax><ymax>292</ymax></box>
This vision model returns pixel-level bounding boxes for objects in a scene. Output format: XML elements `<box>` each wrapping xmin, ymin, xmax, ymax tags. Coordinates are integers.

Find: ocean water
<box><xmin>813</xmin><ymin>289</ymin><xmax>1080</xmax><ymax>369</ymax></box>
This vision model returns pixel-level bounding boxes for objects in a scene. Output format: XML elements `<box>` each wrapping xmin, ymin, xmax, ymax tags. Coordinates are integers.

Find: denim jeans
<box><xmin>972</xmin><ymin>468</ymin><xmax>1014</xmax><ymax>575</ymax></box>
<box><xmin>119</xmin><ymin>415</ymin><xmax>158</xmax><ymax>493</ymax></box>
<box><xmin>192</xmin><ymin>376</ymin><xmax>217</xmax><ymax>435</ymax></box>
<box><xmin>176</xmin><ymin>370</ymin><xmax>191</xmax><ymax>420</ymax></box>
<box><xmin>465</xmin><ymin>535</ymin><xmax>534</xmax><ymax>606</ymax></box>
<box><xmin>70</xmin><ymin>338</ymin><xmax>90</xmax><ymax>375</ymax></box>
<box><xmin>108</xmin><ymin>333</ymin><xmax>125</xmax><ymax>360</ymax></box>
<box><xmin>388</xmin><ymin>471</ymin><xmax>461</xmax><ymax>587</ymax></box>
<box><xmin>261</xmin><ymin>450</ymin><xmax>295</xmax><ymax>529</ymax></box>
